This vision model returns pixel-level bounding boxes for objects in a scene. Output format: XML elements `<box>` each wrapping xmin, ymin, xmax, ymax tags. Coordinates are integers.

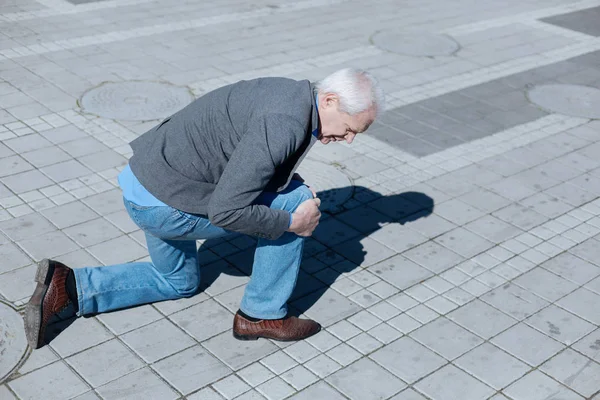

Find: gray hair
<box><xmin>315</xmin><ymin>68</ymin><xmax>385</xmax><ymax>116</ymax></box>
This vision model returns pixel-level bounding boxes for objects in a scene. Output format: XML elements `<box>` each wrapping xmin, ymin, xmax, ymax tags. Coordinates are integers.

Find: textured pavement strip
<box><xmin>2</xmin><ymin>0</ymin><xmax>600</xmax><ymax>398</ymax></box>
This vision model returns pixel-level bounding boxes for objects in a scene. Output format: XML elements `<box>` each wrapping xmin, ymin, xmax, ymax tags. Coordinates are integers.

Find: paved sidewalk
<box><xmin>1</xmin><ymin>0</ymin><xmax>600</xmax><ymax>399</ymax></box>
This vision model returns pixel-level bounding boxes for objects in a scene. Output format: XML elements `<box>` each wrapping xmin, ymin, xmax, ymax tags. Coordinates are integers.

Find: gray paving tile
<box><xmin>0</xmin><ymin>241</ymin><xmax>31</xmax><ymax>274</ymax></box>
<box><xmin>367</xmin><ymin>254</ymin><xmax>433</xmax><ymax>290</ymax></box>
<box><xmin>465</xmin><ymin>215</ymin><xmax>522</xmax><ymax>243</ymax></box>
<box><xmin>18</xmin><ymin>230</ymin><xmax>80</xmax><ymax>261</ymax></box>
<box><xmin>17</xmin><ymin>346</ymin><xmax>59</xmax><ymax>375</ymax></box>
<box><xmin>403</xmin><ymin>241</ymin><xmax>464</xmax><ymax>274</ymax></box>
<box><xmin>66</xmin><ymin>339</ymin><xmax>144</xmax><ymax>388</ymax></box>
<box><xmin>404</xmin><ymin>213</ymin><xmax>457</xmax><ymax>238</ymax></box>
<box><xmin>481</xmin><ymin>284</ymin><xmax>549</xmax><ymax>320</ymax></box>
<box><xmin>202</xmin><ymin>331</ymin><xmax>278</xmax><ymax>371</ymax></box>
<box><xmin>261</xmin><ymin>351</ymin><xmax>297</xmax><ymax>374</ymax></box>
<box><xmin>542</xmin><ymin>6</ymin><xmax>600</xmax><ymax>36</ymax></box>
<box><xmin>1</xmin><ymin>169</ymin><xmax>53</xmax><ymax>193</ymax></box>
<box><xmin>59</xmin><ymin>137</ymin><xmax>110</xmax><ymax>158</ymax></box>
<box><xmin>327</xmin><ymin>358</ymin><xmax>406</xmax><ymax>400</ymax></box>
<box><xmin>41</xmin><ymin>125</ymin><xmax>88</xmax><ymax>145</ymax></box>
<box><xmin>41</xmin><ymin>201</ymin><xmax>99</xmax><ymax>229</ymax></box>
<box><xmin>332</xmin><ymin>236</ymin><xmax>395</xmax><ymax>267</ymax></box>
<box><xmin>87</xmin><ymin>235</ymin><xmax>147</xmax><ymax>265</ymax></box>
<box><xmin>0</xmin><ymin>155</ymin><xmax>34</xmax><ymax>177</ymax></box>
<box><xmin>120</xmin><ymin>319</ymin><xmax>195</xmax><ymax>363</ymax></box>
<box><xmin>96</xmin><ymin>367</ymin><xmax>179</xmax><ymax>400</ymax></box>
<box><xmin>82</xmin><ymin>189</ymin><xmax>125</xmax><ymax>215</ymax></box>
<box><xmin>3</xmin><ymin>134</ymin><xmax>53</xmax><ymax>153</ymax></box>
<box><xmin>493</xmin><ymin>203</ymin><xmax>549</xmax><ymax>231</ymax></box>
<box><xmin>572</xmin><ymin>328</ymin><xmax>600</xmax><ymax>363</ymax></box>
<box><xmin>411</xmin><ymin>317</ymin><xmax>484</xmax><ymax>360</ymax></box>
<box><xmin>153</xmin><ymin>345</ymin><xmax>231</xmax><ymax>395</ymax></box>
<box><xmin>540</xmin><ymin>348</ymin><xmax>600</xmax><ymax>398</ymax></box>
<box><xmin>370</xmin><ymin>336</ymin><xmax>446</xmax><ymax>383</ymax></box>
<box><xmin>545</xmin><ymin>182</ymin><xmax>597</xmax><ymax>208</ymax></box>
<box><xmin>97</xmin><ymin>304</ymin><xmax>163</xmax><ymax>335</ymax></box>
<box><xmin>491</xmin><ymin>323</ymin><xmax>565</xmax><ymax>366</ymax></box>
<box><xmin>414</xmin><ymin>364</ymin><xmax>494</xmax><ymax>400</ymax></box>
<box><xmin>434</xmin><ymin>227</ymin><xmax>494</xmax><ymax>258</ymax></box>
<box><xmin>434</xmin><ymin>198</ymin><xmax>485</xmax><ymax>226</ymax></box>
<box><xmin>525</xmin><ymin>305</ymin><xmax>596</xmax><ymax>346</ymax></box>
<box><xmin>448</xmin><ymin>299</ymin><xmax>517</xmax><ymax>339</ymax></box>
<box><xmin>312</xmin><ymin>217</ymin><xmax>361</xmax><ymax>246</ymax></box>
<box><xmin>458</xmin><ymin>188</ymin><xmax>512</xmax><ymax>213</ymax></box>
<box><xmin>326</xmin><ymin>343</ymin><xmax>362</xmax><ymax>367</ymax></box>
<box><xmin>8</xmin><ymin>361</ymin><xmax>90</xmax><ymax>400</ymax></box>
<box><xmin>454</xmin><ymin>342</ymin><xmax>530</xmax><ymax>390</ymax></box>
<box><xmin>369</xmin><ymin>223</ymin><xmax>428</xmax><ymax>253</ymax></box>
<box><xmin>520</xmin><ymin>192</ymin><xmax>574</xmax><ymax>219</ymax></box>
<box><xmin>79</xmin><ymin>150</ymin><xmax>127</xmax><ymax>172</ymax></box>
<box><xmin>504</xmin><ymin>370</ymin><xmax>584</xmax><ymax>400</ymax></box>
<box><xmin>287</xmin><ymin>381</ymin><xmax>345</xmax><ymax>400</ymax></box>
<box><xmin>513</xmin><ymin>267</ymin><xmax>578</xmax><ymax>302</ymax></box>
<box><xmin>63</xmin><ymin>218</ymin><xmax>124</xmax><ymax>247</ymax></box>
<box><xmin>0</xmin><ymin>264</ymin><xmax>36</xmax><ymax>302</ymax></box>
<box><xmin>170</xmin><ymin>299</ymin><xmax>233</xmax><ymax>341</ymax></box>
<box><xmin>389</xmin><ymin>388</ymin><xmax>428</xmax><ymax>400</ymax></box>
<box><xmin>486</xmin><ymin>178</ymin><xmax>538</xmax><ymax>202</ymax></box>
<box><xmin>569</xmin><ymin>238</ymin><xmax>600</xmax><ymax>267</ymax></box>
<box><xmin>335</xmin><ymin>206</ymin><xmax>391</xmax><ymax>234</ymax></box>
<box><xmin>557</xmin><ymin>288</ymin><xmax>600</xmax><ymax>324</ymax></box>
<box><xmin>256</xmin><ymin>376</ymin><xmax>295</xmax><ymax>400</ymax></box>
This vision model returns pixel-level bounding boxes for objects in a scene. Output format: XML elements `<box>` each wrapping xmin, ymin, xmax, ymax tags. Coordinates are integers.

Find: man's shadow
<box><xmin>197</xmin><ymin>186</ymin><xmax>434</xmax><ymax>317</ymax></box>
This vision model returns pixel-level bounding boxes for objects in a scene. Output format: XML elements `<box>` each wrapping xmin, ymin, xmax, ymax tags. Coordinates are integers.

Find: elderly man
<box><xmin>25</xmin><ymin>68</ymin><xmax>383</xmax><ymax>348</ymax></box>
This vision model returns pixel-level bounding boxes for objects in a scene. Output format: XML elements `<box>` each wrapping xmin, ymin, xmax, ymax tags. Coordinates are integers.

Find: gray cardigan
<box><xmin>129</xmin><ymin>77</ymin><xmax>319</xmax><ymax>240</ymax></box>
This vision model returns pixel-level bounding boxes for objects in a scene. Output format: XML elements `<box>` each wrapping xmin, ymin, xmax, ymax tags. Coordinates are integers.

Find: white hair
<box><xmin>315</xmin><ymin>68</ymin><xmax>385</xmax><ymax>116</ymax></box>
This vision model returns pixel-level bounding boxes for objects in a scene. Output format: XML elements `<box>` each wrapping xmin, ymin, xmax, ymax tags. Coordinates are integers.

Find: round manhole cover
<box><xmin>80</xmin><ymin>81</ymin><xmax>194</xmax><ymax>121</ymax></box>
<box><xmin>372</xmin><ymin>31</ymin><xmax>459</xmax><ymax>56</ymax></box>
<box><xmin>0</xmin><ymin>301</ymin><xmax>27</xmax><ymax>383</ymax></box>
<box><xmin>527</xmin><ymin>84</ymin><xmax>600</xmax><ymax>119</ymax></box>
<box><xmin>296</xmin><ymin>159</ymin><xmax>353</xmax><ymax>212</ymax></box>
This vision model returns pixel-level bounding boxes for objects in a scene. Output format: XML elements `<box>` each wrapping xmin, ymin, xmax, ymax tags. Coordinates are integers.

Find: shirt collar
<box><xmin>310</xmin><ymin>82</ymin><xmax>319</xmax><ymax>138</ymax></box>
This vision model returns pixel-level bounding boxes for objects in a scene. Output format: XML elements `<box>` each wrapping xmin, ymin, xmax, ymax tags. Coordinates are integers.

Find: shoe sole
<box><xmin>24</xmin><ymin>259</ymin><xmax>53</xmax><ymax>350</ymax></box>
<box><xmin>232</xmin><ymin>325</ymin><xmax>321</xmax><ymax>342</ymax></box>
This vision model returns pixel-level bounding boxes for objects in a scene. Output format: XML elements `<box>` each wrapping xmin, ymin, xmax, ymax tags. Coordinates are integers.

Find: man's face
<box><xmin>317</xmin><ymin>93</ymin><xmax>375</xmax><ymax>145</ymax></box>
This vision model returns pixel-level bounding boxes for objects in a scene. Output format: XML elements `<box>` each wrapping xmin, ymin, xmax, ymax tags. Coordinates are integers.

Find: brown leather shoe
<box><xmin>233</xmin><ymin>312</ymin><xmax>321</xmax><ymax>341</ymax></box>
<box><xmin>24</xmin><ymin>259</ymin><xmax>74</xmax><ymax>349</ymax></box>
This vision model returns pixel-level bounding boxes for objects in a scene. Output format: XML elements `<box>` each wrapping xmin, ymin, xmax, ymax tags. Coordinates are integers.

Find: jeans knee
<box><xmin>289</xmin><ymin>185</ymin><xmax>314</xmax><ymax>212</ymax></box>
<box><xmin>165</xmin><ymin>270</ymin><xmax>200</xmax><ymax>298</ymax></box>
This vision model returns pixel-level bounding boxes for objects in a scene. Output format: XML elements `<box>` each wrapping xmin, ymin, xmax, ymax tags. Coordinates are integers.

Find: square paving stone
<box><xmin>96</xmin><ymin>368</ymin><xmax>179</xmax><ymax>400</ymax></box>
<box><xmin>0</xmin><ymin>213</ymin><xmax>56</xmax><ymax>241</ymax></box>
<box><xmin>569</xmin><ymin>238</ymin><xmax>600</xmax><ymax>267</ymax></box>
<box><xmin>8</xmin><ymin>361</ymin><xmax>90</xmax><ymax>400</ymax></box>
<box><xmin>288</xmin><ymin>381</ymin><xmax>345</xmax><ymax>400</ymax></box>
<box><xmin>312</xmin><ymin>218</ymin><xmax>361</xmax><ymax>247</ymax></box>
<box><xmin>63</xmin><ymin>218</ymin><xmax>124</xmax><ymax>247</ymax></box>
<box><xmin>458</xmin><ymin>188</ymin><xmax>512</xmax><ymax>213</ymax></box>
<box><xmin>542</xmin><ymin>6</ymin><xmax>600</xmax><ymax>37</ymax></box>
<box><xmin>545</xmin><ymin>182</ymin><xmax>597</xmax><ymax>208</ymax></box>
<box><xmin>256</xmin><ymin>376</ymin><xmax>295</xmax><ymax>400</ymax></box>
<box><xmin>304</xmin><ymin>354</ymin><xmax>342</xmax><ymax>378</ymax></box>
<box><xmin>1</xmin><ymin>170</ymin><xmax>53</xmax><ymax>194</ymax></box>
<box><xmin>369</xmin><ymin>223</ymin><xmax>429</xmax><ymax>253</ymax></box>
<box><xmin>541</xmin><ymin>253</ymin><xmax>600</xmax><ymax>285</ymax></box>
<box><xmin>0</xmin><ymin>242</ymin><xmax>31</xmax><ymax>274</ymax></box>
<box><xmin>447</xmin><ymin>299</ymin><xmax>517</xmax><ymax>339</ymax></box>
<box><xmin>520</xmin><ymin>192</ymin><xmax>573</xmax><ymax>219</ymax></box>
<box><xmin>434</xmin><ymin>227</ymin><xmax>494</xmax><ymax>258</ymax></box>
<box><xmin>524</xmin><ymin>305</ymin><xmax>596</xmax><ymax>345</ymax></box>
<box><xmin>455</xmin><ymin>343</ymin><xmax>530</xmax><ymax>390</ymax></box>
<box><xmin>414</xmin><ymin>364</ymin><xmax>494</xmax><ymax>400</ymax></box>
<box><xmin>336</xmin><ymin>206</ymin><xmax>391</xmax><ymax>234</ymax></box>
<box><xmin>202</xmin><ymin>331</ymin><xmax>278</xmax><ymax>371</ymax></box>
<box><xmin>87</xmin><ymin>235</ymin><xmax>147</xmax><ymax>265</ymax></box>
<box><xmin>464</xmin><ymin>215</ymin><xmax>522</xmax><ymax>243</ymax></box>
<box><xmin>327</xmin><ymin>358</ymin><xmax>406</xmax><ymax>400</ymax></box>
<box><xmin>152</xmin><ymin>345</ymin><xmax>231</xmax><ymax>395</ymax></box>
<box><xmin>410</xmin><ymin>317</ymin><xmax>484</xmax><ymax>360</ymax></box>
<box><xmin>403</xmin><ymin>241</ymin><xmax>464</xmax><ymax>274</ymax></box>
<box><xmin>572</xmin><ymin>329</ymin><xmax>600</xmax><ymax>363</ymax></box>
<box><xmin>493</xmin><ymin>203</ymin><xmax>549</xmax><ymax>231</ymax></box>
<box><xmin>404</xmin><ymin>213</ymin><xmax>457</xmax><ymax>238</ymax></box>
<box><xmin>18</xmin><ymin>230</ymin><xmax>79</xmax><ymax>261</ymax></box>
<box><xmin>40</xmin><ymin>159</ymin><xmax>92</xmax><ymax>182</ymax></box>
<box><xmin>97</xmin><ymin>304</ymin><xmax>163</xmax><ymax>335</ymax></box>
<box><xmin>370</xmin><ymin>336</ymin><xmax>446</xmax><ymax>383</ymax></box>
<box><xmin>557</xmin><ymin>288</ymin><xmax>600</xmax><ymax>324</ymax></box>
<box><xmin>513</xmin><ymin>267</ymin><xmax>578</xmax><ymax>302</ymax></box>
<box><xmin>367</xmin><ymin>254</ymin><xmax>433</xmax><ymax>290</ymax></box>
<box><xmin>540</xmin><ymin>349</ymin><xmax>600</xmax><ymax>398</ymax></box>
<box><xmin>66</xmin><ymin>339</ymin><xmax>144</xmax><ymax>388</ymax></box>
<box><xmin>82</xmin><ymin>189</ymin><xmax>126</xmax><ymax>215</ymax></box>
<box><xmin>0</xmin><ymin>264</ymin><xmax>36</xmax><ymax>302</ymax></box>
<box><xmin>121</xmin><ymin>319</ymin><xmax>195</xmax><ymax>363</ymax></box>
<box><xmin>434</xmin><ymin>199</ymin><xmax>485</xmax><ymax>226</ymax></box>
<box><xmin>389</xmin><ymin>388</ymin><xmax>429</xmax><ymax>400</ymax></box>
<box><xmin>170</xmin><ymin>298</ymin><xmax>233</xmax><ymax>341</ymax></box>
<box><xmin>333</xmin><ymin>236</ymin><xmax>395</xmax><ymax>267</ymax></box>
<box><xmin>491</xmin><ymin>323</ymin><xmax>565</xmax><ymax>366</ymax></box>
<box><xmin>213</xmin><ymin>374</ymin><xmax>251</xmax><ymax>399</ymax></box>
<box><xmin>481</xmin><ymin>284</ymin><xmax>549</xmax><ymax>320</ymax></box>
<box><xmin>292</xmin><ymin>288</ymin><xmax>361</xmax><ymax>327</ymax></box>
<box><xmin>504</xmin><ymin>370</ymin><xmax>584</xmax><ymax>400</ymax></box>
<box><xmin>369</xmin><ymin>195</ymin><xmax>427</xmax><ymax>222</ymax></box>
<box><xmin>41</xmin><ymin>201</ymin><xmax>99</xmax><ymax>229</ymax></box>
<box><xmin>49</xmin><ymin>317</ymin><xmax>113</xmax><ymax>358</ymax></box>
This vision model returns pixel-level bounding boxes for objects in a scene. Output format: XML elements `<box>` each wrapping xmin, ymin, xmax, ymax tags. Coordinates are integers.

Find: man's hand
<box><xmin>287</xmin><ymin>197</ymin><xmax>321</xmax><ymax>237</ymax></box>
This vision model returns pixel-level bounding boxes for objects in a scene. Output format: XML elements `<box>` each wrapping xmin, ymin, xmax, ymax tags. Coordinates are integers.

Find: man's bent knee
<box><xmin>287</xmin><ymin>184</ymin><xmax>314</xmax><ymax>212</ymax></box>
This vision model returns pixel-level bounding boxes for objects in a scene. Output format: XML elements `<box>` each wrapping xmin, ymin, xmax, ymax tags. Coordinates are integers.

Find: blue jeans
<box><xmin>74</xmin><ymin>180</ymin><xmax>312</xmax><ymax>319</ymax></box>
